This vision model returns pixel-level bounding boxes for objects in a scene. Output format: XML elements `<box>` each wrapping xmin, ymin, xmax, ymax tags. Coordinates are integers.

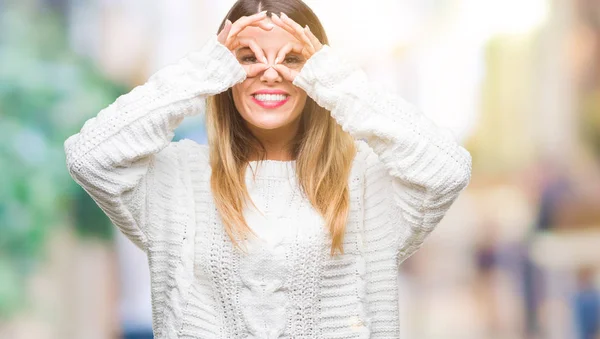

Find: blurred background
<box><xmin>1</xmin><ymin>0</ymin><xmax>599</xmax><ymax>338</ymax></box>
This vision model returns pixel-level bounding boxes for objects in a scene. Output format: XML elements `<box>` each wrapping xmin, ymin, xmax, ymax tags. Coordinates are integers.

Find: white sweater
<box><xmin>65</xmin><ymin>34</ymin><xmax>472</xmax><ymax>339</ymax></box>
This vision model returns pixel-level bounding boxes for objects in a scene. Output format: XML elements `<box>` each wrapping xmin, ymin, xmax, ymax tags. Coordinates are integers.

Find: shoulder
<box><xmin>353</xmin><ymin>139</ymin><xmax>372</xmax><ymax>159</ymax></box>
<box><xmin>154</xmin><ymin>139</ymin><xmax>210</xmax><ymax>172</ymax></box>
<box><xmin>352</xmin><ymin>139</ymin><xmax>381</xmax><ymax>170</ymax></box>
<box><xmin>175</xmin><ymin>139</ymin><xmax>210</xmax><ymax>163</ymax></box>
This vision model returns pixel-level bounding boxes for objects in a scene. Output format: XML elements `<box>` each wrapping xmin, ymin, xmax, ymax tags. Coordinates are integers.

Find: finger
<box><xmin>218</xmin><ymin>19</ymin><xmax>231</xmax><ymax>39</ymax></box>
<box><xmin>304</xmin><ymin>26</ymin><xmax>323</xmax><ymax>51</ymax></box>
<box><xmin>279</xmin><ymin>13</ymin><xmax>315</xmax><ymax>53</ymax></box>
<box><xmin>242</xmin><ymin>38</ymin><xmax>268</xmax><ymax>65</ymax></box>
<box><xmin>234</xmin><ymin>11</ymin><xmax>268</xmax><ymax>29</ymax></box>
<box><xmin>246</xmin><ymin>62</ymin><xmax>270</xmax><ymax>77</ymax></box>
<box><xmin>227</xmin><ymin>22</ymin><xmax>269</xmax><ymax>50</ymax></box>
<box><xmin>272</xmin><ymin>64</ymin><xmax>297</xmax><ymax>82</ymax></box>
<box><xmin>274</xmin><ymin>42</ymin><xmax>293</xmax><ymax>64</ymax></box>
<box><xmin>274</xmin><ymin>42</ymin><xmax>304</xmax><ymax>65</ymax></box>
<box><xmin>270</xmin><ymin>13</ymin><xmax>296</xmax><ymax>37</ymax></box>
<box><xmin>273</xmin><ymin>64</ymin><xmax>298</xmax><ymax>82</ymax></box>
<box><xmin>249</xmin><ymin>20</ymin><xmax>274</xmax><ymax>31</ymax></box>
<box><xmin>227</xmin><ymin>11</ymin><xmax>268</xmax><ymax>43</ymax></box>
<box><xmin>271</xmin><ymin>13</ymin><xmax>312</xmax><ymax>54</ymax></box>
<box><xmin>229</xmin><ymin>37</ymin><xmax>267</xmax><ymax>65</ymax></box>
<box><xmin>227</xmin><ymin>20</ymin><xmax>273</xmax><ymax>50</ymax></box>
<box><xmin>217</xmin><ymin>19</ymin><xmax>232</xmax><ymax>45</ymax></box>
<box><xmin>236</xmin><ymin>19</ymin><xmax>274</xmax><ymax>32</ymax></box>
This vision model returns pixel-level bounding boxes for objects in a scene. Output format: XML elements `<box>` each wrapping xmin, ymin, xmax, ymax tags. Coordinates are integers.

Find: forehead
<box><xmin>235</xmin><ymin>18</ymin><xmax>301</xmax><ymax>53</ymax></box>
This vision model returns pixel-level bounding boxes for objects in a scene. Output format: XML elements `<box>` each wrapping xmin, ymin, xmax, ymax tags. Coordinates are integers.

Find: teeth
<box><xmin>253</xmin><ymin>93</ymin><xmax>288</xmax><ymax>102</ymax></box>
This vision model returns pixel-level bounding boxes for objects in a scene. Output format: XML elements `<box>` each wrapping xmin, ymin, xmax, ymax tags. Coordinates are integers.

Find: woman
<box><xmin>65</xmin><ymin>0</ymin><xmax>472</xmax><ymax>338</ymax></box>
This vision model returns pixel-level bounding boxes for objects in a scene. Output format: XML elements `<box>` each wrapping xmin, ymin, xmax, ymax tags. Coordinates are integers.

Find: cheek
<box><xmin>294</xmin><ymin>93</ymin><xmax>308</xmax><ymax>113</ymax></box>
<box><xmin>231</xmin><ymin>84</ymin><xmax>250</xmax><ymax>112</ymax></box>
<box><xmin>231</xmin><ymin>84</ymin><xmax>245</xmax><ymax>100</ymax></box>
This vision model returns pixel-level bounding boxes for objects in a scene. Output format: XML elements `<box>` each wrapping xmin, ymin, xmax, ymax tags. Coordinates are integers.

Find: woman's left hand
<box><xmin>270</xmin><ymin>12</ymin><xmax>323</xmax><ymax>82</ymax></box>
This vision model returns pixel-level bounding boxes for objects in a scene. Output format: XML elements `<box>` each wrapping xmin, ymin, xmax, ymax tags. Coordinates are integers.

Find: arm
<box><xmin>292</xmin><ymin>46</ymin><xmax>472</xmax><ymax>265</ymax></box>
<box><xmin>64</xmin><ymin>35</ymin><xmax>246</xmax><ymax>251</ymax></box>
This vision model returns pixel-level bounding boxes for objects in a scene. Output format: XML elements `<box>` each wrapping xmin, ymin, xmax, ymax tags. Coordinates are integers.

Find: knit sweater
<box><xmin>64</xmin><ymin>34</ymin><xmax>472</xmax><ymax>338</ymax></box>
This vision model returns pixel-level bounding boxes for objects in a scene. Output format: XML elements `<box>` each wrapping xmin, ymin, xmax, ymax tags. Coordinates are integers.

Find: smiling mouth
<box><xmin>251</xmin><ymin>93</ymin><xmax>290</xmax><ymax>102</ymax></box>
<box><xmin>251</xmin><ymin>94</ymin><xmax>290</xmax><ymax>108</ymax></box>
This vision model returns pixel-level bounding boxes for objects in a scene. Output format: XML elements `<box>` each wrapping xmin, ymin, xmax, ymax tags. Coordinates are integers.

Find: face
<box><xmin>231</xmin><ymin>17</ymin><xmax>308</xmax><ymax>137</ymax></box>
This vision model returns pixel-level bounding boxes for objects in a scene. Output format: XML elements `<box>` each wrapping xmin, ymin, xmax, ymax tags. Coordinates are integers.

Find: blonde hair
<box><xmin>207</xmin><ymin>90</ymin><xmax>356</xmax><ymax>257</ymax></box>
<box><xmin>207</xmin><ymin>0</ymin><xmax>356</xmax><ymax>256</ymax></box>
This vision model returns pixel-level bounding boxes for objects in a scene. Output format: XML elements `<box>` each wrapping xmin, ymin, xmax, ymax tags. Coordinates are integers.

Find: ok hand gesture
<box><xmin>270</xmin><ymin>12</ymin><xmax>324</xmax><ymax>82</ymax></box>
<box><xmin>217</xmin><ymin>11</ymin><xmax>273</xmax><ymax>77</ymax></box>
<box><xmin>217</xmin><ymin>11</ymin><xmax>324</xmax><ymax>81</ymax></box>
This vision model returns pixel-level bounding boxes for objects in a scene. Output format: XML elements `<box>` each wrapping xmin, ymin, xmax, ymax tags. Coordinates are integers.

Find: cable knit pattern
<box><xmin>239</xmin><ymin>160</ymin><xmax>300</xmax><ymax>338</ymax></box>
<box><xmin>64</xmin><ymin>34</ymin><xmax>472</xmax><ymax>339</ymax></box>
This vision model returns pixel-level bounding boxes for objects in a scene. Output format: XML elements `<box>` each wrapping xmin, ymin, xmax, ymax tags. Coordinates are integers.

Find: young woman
<box><xmin>65</xmin><ymin>0</ymin><xmax>472</xmax><ymax>338</ymax></box>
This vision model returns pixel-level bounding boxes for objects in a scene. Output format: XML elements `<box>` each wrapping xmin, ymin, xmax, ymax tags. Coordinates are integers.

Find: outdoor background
<box><xmin>1</xmin><ymin>0</ymin><xmax>599</xmax><ymax>338</ymax></box>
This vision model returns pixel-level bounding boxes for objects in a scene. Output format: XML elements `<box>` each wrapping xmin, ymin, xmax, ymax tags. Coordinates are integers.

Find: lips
<box><xmin>250</xmin><ymin>88</ymin><xmax>291</xmax><ymax>109</ymax></box>
<box><xmin>252</xmin><ymin>89</ymin><xmax>290</xmax><ymax>96</ymax></box>
<box><xmin>251</xmin><ymin>94</ymin><xmax>290</xmax><ymax>109</ymax></box>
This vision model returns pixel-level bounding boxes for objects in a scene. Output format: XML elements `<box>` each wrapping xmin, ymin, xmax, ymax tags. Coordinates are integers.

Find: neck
<box><xmin>246</xmin><ymin>120</ymin><xmax>301</xmax><ymax>161</ymax></box>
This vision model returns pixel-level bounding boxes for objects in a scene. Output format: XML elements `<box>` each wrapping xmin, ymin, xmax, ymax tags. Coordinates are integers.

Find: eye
<box><xmin>240</xmin><ymin>55</ymin><xmax>257</xmax><ymax>63</ymax></box>
<box><xmin>284</xmin><ymin>56</ymin><xmax>303</xmax><ymax>64</ymax></box>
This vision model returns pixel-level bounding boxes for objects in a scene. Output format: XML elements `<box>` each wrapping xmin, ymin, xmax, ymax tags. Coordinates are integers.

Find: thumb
<box><xmin>245</xmin><ymin>62</ymin><xmax>270</xmax><ymax>77</ymax></box>
<box><xmin>272</xmin><ymin>64</ymin><xmax>297</xmax><ymax>82</ymax></box>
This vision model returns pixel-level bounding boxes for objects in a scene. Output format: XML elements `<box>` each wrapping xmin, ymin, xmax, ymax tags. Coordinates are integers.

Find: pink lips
<box><xmin>252</xmin><ymin>89</ymin><xmax>289</xmax><ymax>95</ymax></box>
<box><xmin>251</xmin><ymin>89</ymin><xmax>290</xmax><ymax>109</ymax></box>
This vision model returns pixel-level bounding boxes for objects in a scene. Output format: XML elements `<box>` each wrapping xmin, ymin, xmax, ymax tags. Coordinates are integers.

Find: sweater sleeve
<box><xmin>64</xmin><ymin>35</ymin><xmax>246</xmax><ymax>252</ymax></box>
<box><xmin>292</xmin><ymin>46</ymin><xmax>472</xmax><ymax>265</ymax></box>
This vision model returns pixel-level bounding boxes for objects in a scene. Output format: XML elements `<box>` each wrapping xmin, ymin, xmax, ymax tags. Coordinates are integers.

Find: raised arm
<box><xmin>64</xmin><ymin>34</ymin><xmax>246</xmax><ymax>251</ymax></box>
<box><xmin>292</xmin><ymin>45</ymin><xmax>472</xmax><ymax>265</ymax></box>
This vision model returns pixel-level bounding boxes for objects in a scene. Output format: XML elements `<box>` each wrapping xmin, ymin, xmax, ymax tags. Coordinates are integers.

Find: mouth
<box><xmin>251</xmin><ymin>93</ymin><xmax>291</xmax><ymax>109</ymax></box>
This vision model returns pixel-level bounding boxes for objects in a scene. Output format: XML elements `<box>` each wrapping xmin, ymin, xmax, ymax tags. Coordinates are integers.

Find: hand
<box><xmin>270</xmin><ymin>12</ymin><xmax>324</xmax><ymax>82</ymax></box>
<box><xmin>217</xmin><ymin>11</ymin><xmax>273</xmax><ymax>77</ymax></box>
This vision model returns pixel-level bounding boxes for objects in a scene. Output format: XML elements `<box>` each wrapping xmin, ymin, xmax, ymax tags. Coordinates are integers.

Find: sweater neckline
<box><xmin>246</xmin><ymin>159</ymin><xmax>297</xmax><ymax>180</ymax></box>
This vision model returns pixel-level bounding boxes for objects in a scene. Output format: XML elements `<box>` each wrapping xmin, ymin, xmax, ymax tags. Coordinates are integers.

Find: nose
<box><xmin>260</xmin><ymin>64</ymin><xmax>282</xmax><ymax>83</ymax></box>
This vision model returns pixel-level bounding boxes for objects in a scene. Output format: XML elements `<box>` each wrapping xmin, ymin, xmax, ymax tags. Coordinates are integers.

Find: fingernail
<box><xmin>265</xmin><ymin>23</ymin><xmax>273</xmax><ymax>29</ymax></box>
<box><xmin>263</xmin><ymin>57</ymin><xmax>268</xmax><ymax>64</ymax></box>
<box><xmin>305</xmin><ymin>25</ymin><xmax>310</xmax><ymax>31</ymax></box>
<box><xmin>280</xmin><ymin>12</ymin><xmax>287</xmax><ymax>19</ymax></box>
<box><xmin>275</xmin><ymin>57</ymin><xmax>279</xmax><ymax>64</ymax></box>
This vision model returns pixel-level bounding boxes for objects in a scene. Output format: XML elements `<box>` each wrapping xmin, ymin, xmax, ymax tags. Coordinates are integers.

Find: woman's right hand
<box><xmin>217</xmin><ymin>11</ymin><xmax>273</xmax><ymax>77</ymax></box>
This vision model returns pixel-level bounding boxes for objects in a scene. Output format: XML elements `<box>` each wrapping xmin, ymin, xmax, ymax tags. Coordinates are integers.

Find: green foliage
<box><xmin>0</xmin><ymin>4</ymin><xmax>125</xmax><ymax>318</ymax></box>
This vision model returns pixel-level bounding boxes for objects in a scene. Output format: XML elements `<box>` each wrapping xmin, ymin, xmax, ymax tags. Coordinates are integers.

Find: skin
<box><xmin>216</xmin><ymin>11</ymin><xmax>323</xmax><ymax>160</ymax></box>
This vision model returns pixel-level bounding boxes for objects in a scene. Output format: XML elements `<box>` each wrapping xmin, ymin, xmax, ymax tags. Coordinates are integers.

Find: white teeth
<box><xmin>253</xmin><ymin>93</ymin><xmax>288</xmax><ymax>102</ymax></box>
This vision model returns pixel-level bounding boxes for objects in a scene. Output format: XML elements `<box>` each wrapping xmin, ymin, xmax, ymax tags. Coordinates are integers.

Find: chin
<box><xmin>245</xmin><ymin>114</ymin><xmax>294</xmax><ymax>130</ymax></box>
<box><xmin>234</xmin><ymin>95</ymin><xmax>306</xmax><ymax>132</ymax></box>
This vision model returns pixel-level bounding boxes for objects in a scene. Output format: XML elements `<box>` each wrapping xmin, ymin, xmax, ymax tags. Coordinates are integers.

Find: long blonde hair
<box><xmin>207</xmin><ymin>0</ymin><xmax>356</xmax><ymax>256</ymax></box>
